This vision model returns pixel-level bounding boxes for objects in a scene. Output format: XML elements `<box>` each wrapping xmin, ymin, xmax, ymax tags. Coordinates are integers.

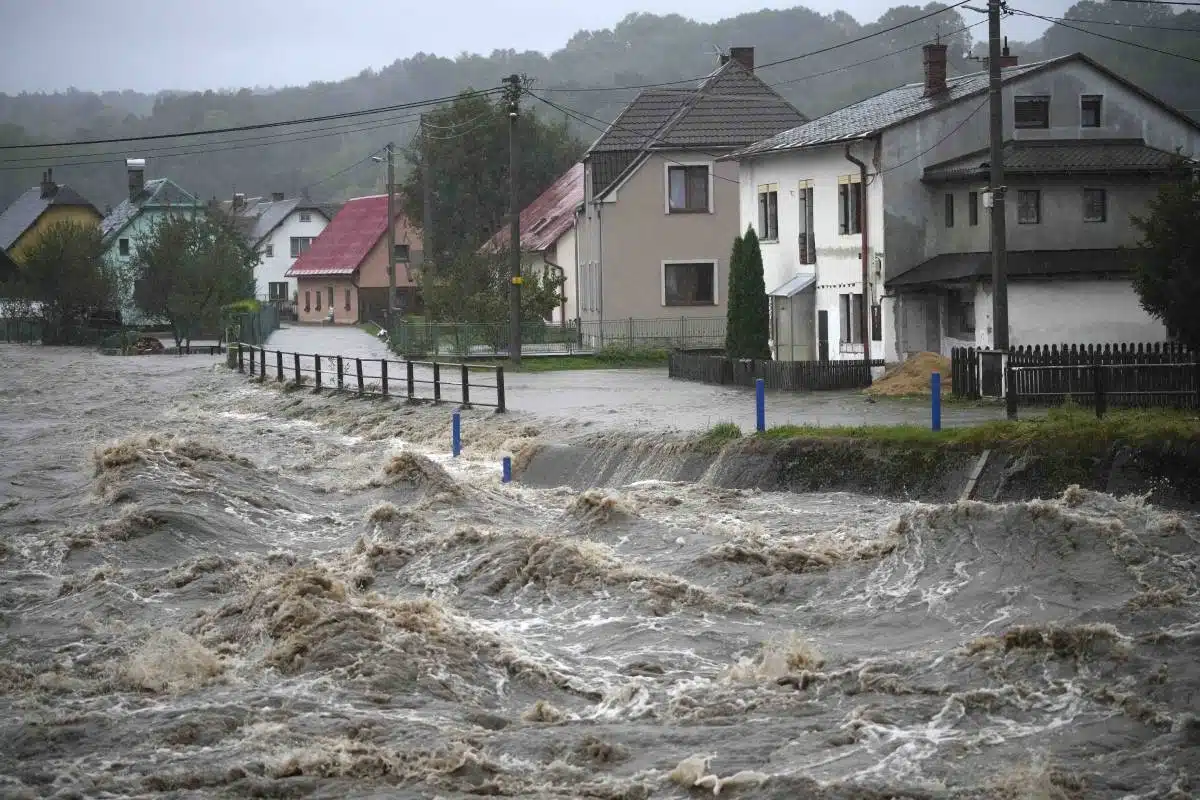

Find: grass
<box><xmin>474</xmin><ymin>346</ymin><xmax>670</xmax><ymax>372</ymax></box>
<box><xmin>697</xmin><ymin>422</ymin><xmax>742</xmax><ymax>454</ymax></box>
<box><xmin>359</xmin><ymin>321</ymin><xmax>383</xmax><ymax>337</ymax></box>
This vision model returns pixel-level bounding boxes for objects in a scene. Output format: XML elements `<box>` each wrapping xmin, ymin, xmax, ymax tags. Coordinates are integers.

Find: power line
<box><xmin>1050</xmin><ymin>15</ymin><xmax>1200</xmax><ymax>33</ymax></box>
<box><xmin>0</xmin><ymin>88</ymin><xmax>502</xmax><ymax>152</ymax></box>
<box><xmin>535</xmin><ymin>0</ymin><xmax>972</xmax><ymax>94</ymax></box>
<box><xmin>878</xmin><ymin>96</ymin><xmax>988</xmax><ymax>174</ymax></box>
<box><xmin>1010</xmin><ymin>8</ymin><xmax>1200</xmax><ymax>64</ymax></box>
<box><xmin>300</xmin><ymin>148</ymin><xmax>385</xmax><ymax>193</ymax></box>
<box><xmin>1107</xmin><ymin>0</ymin><xmax>1200</xmax><ymax>6</ymax></box>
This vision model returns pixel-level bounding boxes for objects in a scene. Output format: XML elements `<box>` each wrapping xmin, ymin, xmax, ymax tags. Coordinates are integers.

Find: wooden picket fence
<box><xmin>669</xmin><ymin>352</ymin><xmax>883</xmax><ymax>391</ymax></box>
<box><xmin>952</xmin><ymin>342</ymin><xmax>1199</xmax><ymax>409</ymax></box>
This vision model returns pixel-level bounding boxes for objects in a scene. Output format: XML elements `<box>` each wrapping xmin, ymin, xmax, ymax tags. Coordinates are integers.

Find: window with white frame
<box><xmin>118</xmin><ymin>238</ymin><xmax>130</xmax><ymax>256</ymax></box>
<box><xmin>1083</xmin><ymin>188</ymin><xmax>1107</xmax><ymax>222</ymax></box>
<box><xmin>798</xmin><ymin>180</ymin><xmax>815</xmax><ymax>264</ymax></box>
<box><xmin>663</xmin><ymin>261</ymin><xmax>716</xmax><ymax>306</ymax></box>
<box><xmin>838</xmin><ymin>176</ymin><xmax>862</xmax><ymax>235</ymax></box>
<box><xmin>290</xmin><ymin>236</ymin><xmax>314</xmax><ymax>257</ymax></box>
<box><xmin>666</xmin><ymin>164</ymin><xmax>710</xmax><ymax>213</ymax></box>
<box><xmin>268</xmin><ymin>282</ymin><xmax>288</xmax><ymax>301</ymax></box>
<box><xmin>265</xmin><ymin>243</ymin><xmax>274</xmax><ymax>258</ymax></box>
<box><xmin>299</xmin><ymin>211</ymin><xmax>312</xmax><ymax>223</ymax></box>
<box><xmin>757</xmin><ymin>183</ymin><xmax>778</xmax><ymax>240</ymax></box>
<box><xmin>1017</xmin><ymin>190</ymin><xmax>1041</xmax><ymax>224</ymax></box>
<box><xmin>839</xmin><ymin>293</ymin><xmax>864</xmax><ymax>344</ymax></box>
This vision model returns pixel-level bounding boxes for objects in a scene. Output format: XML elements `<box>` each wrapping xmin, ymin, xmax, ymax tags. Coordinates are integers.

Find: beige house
<box><xmin>575</xmin><ymin>47</ymin><xmax>805</xmax><ymax>341</ymax></box>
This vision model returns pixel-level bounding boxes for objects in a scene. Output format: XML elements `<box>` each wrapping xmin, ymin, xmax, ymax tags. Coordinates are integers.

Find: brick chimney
<box><xmin>272</xmin><ymin>191</ymin><xmax>285</xmax><ymax>202</ymax></box>
<box><xmin>232</xmin><ymin>192</ymin><xmax>246</xmax><ymax>211</ymax></box>
<box><xmin>998</xmin><ymin>37</ymin><xmax>1018</xmax><ymax>68</ymax></box>
<box><xmin>126</xmin><ymin>158</ymin><xmax>146</xmax><ymax>200</ymax></box>
<box><xmin>923</xmin><ymin>42</ymin><xmax>948</xmax><ymax>97</ymax></box>
<box><xmin>729</xmin><ymin>46</ymin><xmax>755</xmax><ymax>72</ymax></box>
<box><xmin>39</xmin><ymin>169</ymin><xmax>57</xmax><ymax>199</ymax></box>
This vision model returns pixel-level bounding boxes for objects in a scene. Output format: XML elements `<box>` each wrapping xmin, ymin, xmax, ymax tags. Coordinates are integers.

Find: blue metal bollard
<box><xmin>931</xmin><ymin>371</ymin><xmax>942</xmax><ymax>432</ymax></box>
<box><xmin>452</xmin><ymin>410</ymin><xmax>461</xmax><ymax>457</ymax></box>
<box><xmin>502</xmin><ymin>456</ymin><xmax>512</xmax><ymax>484</ymax></box>
<box><xmin>755</xmin><ymin>378</ymin><xmax>766</xmax><ymax>433</ymax></box>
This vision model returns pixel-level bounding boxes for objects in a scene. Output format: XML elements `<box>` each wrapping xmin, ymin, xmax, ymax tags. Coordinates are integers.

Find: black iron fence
<box><xmin>669</xmin><ymin>352</ymin><xmax>884</xmax><ymax>391</ymax></box>
<box><xmin>952</xmin><ymin>342</ymin><xmax>1199</xmax><ymax>411</ymax></box>
<box><xmin>232</xmin><ymin>343</ymin><xmax>506</xmax><ymax>411</ymax></box>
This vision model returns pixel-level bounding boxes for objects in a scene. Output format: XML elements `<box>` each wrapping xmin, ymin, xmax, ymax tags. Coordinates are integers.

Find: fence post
<box><xmin>276</xmin><ymin>350</ymin><xmax>283</xmax><ymax>382</ymax></box>
<box><xmin>1194</xmin><ymin>351</ymin><xmax>1199</xmax><ymax>411</ymax></box>
<box><xmin>461</xmin><ymin>363</ymin><xmax>471</xmax><ymax>408</ymax></box>
<box><xmin>1093</xmin><ymin>353</ymin><xmax>1106</xmax><ymax>419</ymax></box>
<box><xmin>381</xmin><ymin>359</ymin><xmax>389</xmax><ymax>397</ymax></box>
<box><xmin>356</xmin><ymin>358</ymin><xmax>364</xmax><ymax>393</ymax></box>
<box><xmin>314</xmin><ymin>355</ymin><xmax>322</xmax><ymax>391</ymax></box>
<box><xmin>238</xmin><ymin>343</ymin><xmax>245</xmax><ymax>372</ymax></box>
<box><xmin>258</xmin><ymin>349</ymin><xmax>266</xmax><ymax>382</ymax></box>
<box><xmin>1005</xmin><ymin>359</ymin><xmax>1018</xmax><ymax>420</ymax></box>
<box><xmin>496</xmin><ymin>366</ymin><xmax>506</xmax><ymax>413</ymax></box>
<box><xmin>433</xmin><ymin>362</ymin><xmax>441</xmax><ymax>403</ymax></box>
<box><xmin>407</xmin><ymin>361</ymin><xmax>415</xmax><ymax>401</ymax></box>
<box><xmin>502</xmin><ymin>456</ymin><xmax>512</xmax><ymax>484</ymax></box>
<box><xmin>931</xmin><ymin>371</ymin><xmax>942</xmax><ymax>432</ymax></box>
<box><xmin>452</xmin><ymin>410</ymin><xmax>461</xmax><ymax>457</ymax></box>
<box><xmin>294</xmin><ymin>353</ymin><xmax>301</xmax><ymax>384</ymax></box>
<box><xmin>248</xmin><ymin>346</ymin><xmax>255</xmax><ymax>376</ymax></box>
<box><xmin>336</xmin><ymin>356</ymin><xmax>344</xmax><ymax>390</ymax></box>
<box><xmin>755</xmin><ymin>377</ymin><xmax>765</xmax><ymax>433</ymax></box>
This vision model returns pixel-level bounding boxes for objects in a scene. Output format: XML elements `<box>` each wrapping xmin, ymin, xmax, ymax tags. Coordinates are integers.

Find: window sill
<box><xmin>664</xmin><ymin>303</ymin><xmax>718</xmax><ymax>308</ymax></box>
<box><xmin>759</xmin><ymin>238</ymin><xmax>780</xmax><ymax>244</ymax></box>
<box><xmin>667</xmin><ymin>208</ymin><xmax>711</xmax><ymax>215</ymax></box>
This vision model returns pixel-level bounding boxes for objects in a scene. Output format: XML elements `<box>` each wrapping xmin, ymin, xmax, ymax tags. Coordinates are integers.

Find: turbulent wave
<box><xmin>0</xmin><ymin>345</ymin><xmax>1196</xmax><ymax>798</ymax></box>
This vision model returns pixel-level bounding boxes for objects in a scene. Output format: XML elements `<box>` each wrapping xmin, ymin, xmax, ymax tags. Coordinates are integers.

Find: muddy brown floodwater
<box><xmin>1</xmin><ymin>344</ymin><xmax>1198</xmax><ymax>799</ymax></box>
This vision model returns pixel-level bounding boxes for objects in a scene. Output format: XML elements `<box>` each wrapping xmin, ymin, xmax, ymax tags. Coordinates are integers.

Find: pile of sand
<box><xmin>866</xmin><ymin>351</ymin><xmax>951</xmax><ymax>396</ymax></box>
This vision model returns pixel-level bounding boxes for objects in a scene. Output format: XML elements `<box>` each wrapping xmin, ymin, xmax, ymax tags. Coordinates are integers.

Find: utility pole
<box><xmin>421</xmin><ymin>116</ymin><xmax>434</xmax><ymax>274</ymax></box>
<box><xmin>504</xmin><ymin>74</ymin><xmax>522</xmax><ymax>367</ymax></box>
<box><xmin>386</xmin><ymin>141</ymin><xmax>397</xmax><ymax>329</ymax></box>
<box><xmin>988</xmin><ymin>0</ymin><xmax>1009</xmax><ymax>354</ymax></box>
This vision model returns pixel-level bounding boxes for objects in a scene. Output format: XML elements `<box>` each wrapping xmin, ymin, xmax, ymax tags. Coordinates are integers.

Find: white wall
<box><xmin>550</xmin><ymin>226</ymin><xmax>577</xmax><ymax>323</ymax></box>
<box><xmin>258</xmin><ymin>210</ymin><xmax>329</xmax><ymax>301</ymax></box>
<box><xmin>1006</xmin><ymin>279</ymin><xmax>1166</xmax><ymax>347</ymax></box>
<box><xmin>736</xmin><ymin>139</ymin><xmax>888</xmax><ymax>362</ymax></box>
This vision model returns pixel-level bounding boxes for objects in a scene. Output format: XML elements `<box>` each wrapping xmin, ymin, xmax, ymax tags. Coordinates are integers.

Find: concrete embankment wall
<box><xmin>516</xmin><ymin>435</ymin><xmax>1200</xmax><ymax>510</ymax></box>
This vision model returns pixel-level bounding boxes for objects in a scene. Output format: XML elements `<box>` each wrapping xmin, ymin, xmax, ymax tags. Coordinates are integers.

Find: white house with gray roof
<box><xmin>221</xmin><ymin>193</ymin><xmax>333</xmax><ymax>305</ymax></box>
<box><xmin>575</xmin><ymin>47</ymin><xmax>805</xmax><ymax>339</ymax></box>
<box><xmin>729</xmin><ymin>46</ymin><xmax>1200</xmax><ymax>364</ymax></box>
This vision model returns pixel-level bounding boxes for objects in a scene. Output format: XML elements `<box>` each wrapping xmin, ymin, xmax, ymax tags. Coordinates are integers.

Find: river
<box><xmin>0</xmin><ymin>344</ymin><xmax>1196</xmax><ymax>799</ymax></box>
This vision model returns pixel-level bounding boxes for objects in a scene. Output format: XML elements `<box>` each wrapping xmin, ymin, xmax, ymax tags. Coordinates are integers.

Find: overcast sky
<box><xmin>0</xmin><ymin>0</ymin><xmax>1067</xmax><ymax>95</ymax></box>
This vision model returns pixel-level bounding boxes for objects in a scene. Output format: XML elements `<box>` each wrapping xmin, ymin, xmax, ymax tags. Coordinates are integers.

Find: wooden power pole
<box><xmin>385</xmin><ymin>141</ymin><xmax>397</xmax><ymax>327</ymax></box>
<box><xmin>988</xmin><ymin>0</ymin><xmax>1009</xmax><ymax>353</ymax></box>
<box><xmin>504</xmin><ymin>74</ymin><xmax>522</xmax><ymax>367</ymax></box>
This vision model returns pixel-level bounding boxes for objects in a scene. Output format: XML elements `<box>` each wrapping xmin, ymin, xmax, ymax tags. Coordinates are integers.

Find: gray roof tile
<box><xmin>0</xmin><ymin>183</ymin><xmax>98</xmax><ymax>251</ymax></box>
<box><xmin>219</xmin><ymin>197</ymin><xmax>331</xmax><ymax>246</ymax></box>
<box><xmin>923</xmin><ymin>138</ymin><xmax>1189</xmax><ymax>181</ymax></box>
<box><xmin>887</xmin><ymin>248</ymin><xmax>1133</xmax><ymax>289</ymax></box>
<box><xmin>99</xmin><ymin>178</ymin><xmax>201</xmax><ymax>242</ymax></box>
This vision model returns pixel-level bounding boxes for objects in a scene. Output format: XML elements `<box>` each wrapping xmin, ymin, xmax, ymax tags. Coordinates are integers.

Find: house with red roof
<box><xmin>485</xmin><ymin>163</ymin><xmax>583</xmax><ymax>323</ymax></box>
<box><xmin>285</xmin><ymin>194</ymin><xmax>422</xmax><ymax>325</ymax></box>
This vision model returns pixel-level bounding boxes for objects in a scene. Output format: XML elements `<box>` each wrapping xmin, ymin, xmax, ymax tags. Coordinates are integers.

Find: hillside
<box><xmin>1</xmin><ymin>1</ymin><xmax>1197</xmax><ymax>211</ymax></box>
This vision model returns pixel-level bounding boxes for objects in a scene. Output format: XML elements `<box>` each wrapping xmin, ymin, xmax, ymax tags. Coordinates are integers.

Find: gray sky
<box><xmin>0</xmin><ymin>0</ymin><xmax>1065</xmax><ymax>95</ymax></box>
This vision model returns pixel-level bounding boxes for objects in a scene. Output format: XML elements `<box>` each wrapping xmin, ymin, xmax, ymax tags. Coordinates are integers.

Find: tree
<box><xmin>726</xmin><ymin>226</ymin><xmax>771</xmax><ymax>359</ymax></box>
<box><xmin>418</xmin><ymin>248</ymin><xmax>560</xmax><ymax>325</ymax></box>
<box><xmin>400</xmin><ymin>90</ymin><xmax>584</xmax><ymax>261</ymax></box>
<box><xmin>131</xmin><ymin>208</ymin><xmax>258</xmax><ymax>347</ymax></box>
<box><xmin>13</xmin><ymin>220</ymin><xmax>116</xmax><ymax>344</ymax></box>
<box><xmin>1131</xmin><ymin>176</ymin><xmax>1200</xmax><ymax>350</ymax></box>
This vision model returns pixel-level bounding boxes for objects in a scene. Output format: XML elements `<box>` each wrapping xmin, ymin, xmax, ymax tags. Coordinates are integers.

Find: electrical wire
<box><xmin>0</xmin><ymin>88</ymin><xmax>503</xmax><ymax>152</ymax></box>
<box><xmin>1049</xmin><ymin>15</ymin><xmax>1200</xmax><ymax>33</ymax></box>
<box><xmin>1106</xmin><ymin>0</ymin><xmax>1200</xmax><ymax>6</ymax></box>
<box><xmin>300</xmin><ymin>148</ymin><xmax>385</xmax><ymax>193</ymax></box>
<box><xmin>877</xmin><ymin>96</ymin><xmax>989</xmax><ymax>175</ymax></box>
<box><xmin>1009</xmin><ymin>8</ymin><xmax>1200</xmax><ymax>65</ymax></box>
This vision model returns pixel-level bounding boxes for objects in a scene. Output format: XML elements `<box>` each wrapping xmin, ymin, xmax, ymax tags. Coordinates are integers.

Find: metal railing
<box><xmin>232</xmin><ymin>343</ymin><xmax>506</xmax><ymax>411</ymax></box>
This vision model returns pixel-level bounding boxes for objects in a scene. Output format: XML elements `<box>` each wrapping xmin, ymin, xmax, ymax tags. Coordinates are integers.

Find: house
<box><xmin>575</xmin><ymin>47</ymin><xmax>806</xmax><ymax>336</ymax></box>
<box><xmin>221</xmin><ymin>192</ymin><xmax>334</xmax><ymax>305</ymax></box>
<box><xmin>484</xmin><ymin>162</ymin><xmax>583</xmax><ymax>323</ymax></box>
<box><xmin>285</xmin><ymin>193</ymin><xmax>422</xmax><ymax>325</ymax></box>
<box><xmin>729</xmin><ymin>46</ymin><xmax>1200</xmax><ymax>363</ymax></box>
<box><xmin>0</xmin><ymin>247</ymin><xmax>16</xmax><ymax>285</ymax></box>
<box><xmin>100</xmin><ymin>158</ymin><xmax>204</xmax><ymax>325</ymax></box>
<box><xmin>0</xmin><ymin>170</ymin><xmax>101</xmax><ymax>263</ymax></box>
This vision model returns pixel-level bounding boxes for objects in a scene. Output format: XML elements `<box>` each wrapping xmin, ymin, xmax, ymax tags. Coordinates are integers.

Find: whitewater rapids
<box><xmin>0</xmin><ymin>345</ymin><xmax>1197</xmax><ymax>799</ymax></box>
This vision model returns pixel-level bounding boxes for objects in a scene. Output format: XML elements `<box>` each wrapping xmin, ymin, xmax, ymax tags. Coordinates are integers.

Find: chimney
<box><xmin>999</xmin><ymin>37</ymin><xmax>1018</xmax><ymax>68</ymax></box>
<box><xmin>126</xmin><ymin>158</ymin><xmax>146</xmax><ymax>200</ymax></box>
<box><xmin>922</xmin><ymin>42</ymin><xmax>948</xmax><ymax>97</ymax></box>
<box><xmin>271</xmin><ymin>191</ymin><xmax>285</xmax><ymax>202</ymax></box>
<box><xmin>40</xmin><ymin>169</ymin><xmax>57</xmax><ymax>199</ymax></box>
<box><xmin>730</xmin><ymin>46</ymin><xmax>755</xmax><ymax>72</ymax></box>
<box><xmin>232</xmin><ymin>192</ymin><xmax>245</xmax><ymax>211</ymax></box>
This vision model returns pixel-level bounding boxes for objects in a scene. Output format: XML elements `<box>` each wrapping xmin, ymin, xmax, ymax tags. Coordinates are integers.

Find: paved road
<box><xmin>263</xmin><ymin>324</ymin><xmax>1019</xmax><ymax>433</ymax></box>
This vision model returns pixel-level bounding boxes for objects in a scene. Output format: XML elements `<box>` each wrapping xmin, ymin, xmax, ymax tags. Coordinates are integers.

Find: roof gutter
<box><xmin>844</xmin><ymin>143</ymin><xmax>872</xmax><ymax>367</ymax></box>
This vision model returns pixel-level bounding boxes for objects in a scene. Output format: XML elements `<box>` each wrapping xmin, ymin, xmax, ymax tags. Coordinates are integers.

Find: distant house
<box><xmin>484</xmin><ymin>162</ymin><xmax>583</xmax><ymax>323</ymax></box>
<box><xmin>99</xmin><ymin>158</ymin><xmax>204</xmax><ymax>325</ymax></box>
<box><xmin>0</xmin><ymin>169</ymin><xmax>101</xmax><ymax>263</ymax></box>
<box><xmin>221</xmin><ymin>192</ymin><xmax>333</xmax><ymax>304</ymax></box>
<box><xmin>576</xmin><ymin>47</ymin><xmax>806</xmax><ymax>333</ymax></box>
<box><xmin>0</xmin><ymin>247</ymin><xmax>17</xmax><ymax>285</ymax></box>
<box><xmin>729</xmin><ymin>47</ymin><xmax>1200</xmax><ymax>363</ymax></box>
<box><xmin>285</xmin><ymin>193</ymin><xmax>422</xmax><ymax>325</ymax></box>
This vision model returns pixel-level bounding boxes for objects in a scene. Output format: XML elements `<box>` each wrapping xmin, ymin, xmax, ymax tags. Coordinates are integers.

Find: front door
<box><xmin>817</xmin><ymin>310</ymin><xmax>829</xmax><ymax>362</ymax></box>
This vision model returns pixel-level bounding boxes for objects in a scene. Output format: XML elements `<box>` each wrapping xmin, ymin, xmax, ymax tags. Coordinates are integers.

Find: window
<box><xmin>345</xmin><ymin>288</ymin><xmax>351</xmax><ymax>311</ymax></box>
<box><xmin>839</xmin><ymin>293</ymin><xmax>865</xmax><ymax>344</ymax></box>
<box><xmin>1084</xmin><ymin>188</ymin><xmax>1107</xmax><ymax>222</ymax></box>
<box><xmin>1018</xmin><ymin>190</ymin><xmax>1041</xmax><ymax>224</ymax></box>
<box><xmin>798</xmin><ymin>182</ymin><xmax>816</xmax><ymax>264</ymax></box>
<box><xmin>968</xmin><ymin>191</ymin><xmax>979</xmax><ymax>226</ymax></box>
<box><xmin>1081</xmin><ymin>95</ymin><xmax>1102</xmax><ymax>128</ymax></box>
<box><xmin>838</xmin><ymin>179</ymin><xmax>862</xmax><ymax>235</ymax></box>
<box><xmin>290</xmin><ymin>236</ymin><xmax>313</xmax><ymax>258</ymax></box>
<box><xmin>299</xmin><ymin>211</ymin><xmax>312</xmax><ymax>223</ymax></box>
<box><xmin>944</xmin><ymin>193</ymin><xmax>955</xmax><ymax>228</ymax></box>
<box><xmin>394</xmin><ymin>243</ymin><xmax>410</xmax><ymax>262</ymax></box>
<box><xmin>666</xmin><ymin>165</ymin><xmax>709</xmax><ymax>213</ymax></box>
<box><xmin>757</xmin><ymin>184</ymin><xmax>778</xmax><ymax>240</ymax></box>
<box><xmin>947</xmin><ymin>289</ymin><xmax>975</xmax><ymax>337</ymax></box>
<box><xmin>1014</xmin><ymin>95</ymin><xmax>1050</xmax><ymax>129</ymax></box>
<box><xmin>327</xmin><ymin>287</ymin><xmax>334</xmax><ymax>310</ymax></box>
<box><xmin>265</xmin><ymin>243</ymin><xmax>274</xmax><ymax>258</ymax></box>
<box><xmin>268</xmin><ymin>282</ymin><xmax>288</xmax><ymax>301</ymax></box>
<box><xmin>314</xmin><ymin>289</ymin><xmax>321</xmax><ymax>311</ymax></box>
<box><xmin>663</xmin><ymin>261</ymin><xmax>716</xmax><ymax>306</ymax></box>
<box><xmin>118</xmin><ymin>238</ymin><xmax>129</xmax><ymax>256</ymax></box>
<box><xmin>871</xmin><ymin>304</ymin><xmax>882</xmax><ymax>342</ymax></box>
<box><xmin>305</xmin><ymin>290</ymin><xmax>311</xmax><ymax>312</ymax></box>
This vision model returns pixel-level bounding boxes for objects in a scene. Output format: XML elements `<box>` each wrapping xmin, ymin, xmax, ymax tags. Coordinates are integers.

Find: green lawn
<box><xmin>359</xmin><ymin>321</ymin><xmax>383</xmax><ymax>337</ymax></box>
<box><xmin>474</xmin><ymin>346</ymin><xmax>670</xmax><ymax>372</ymax></box>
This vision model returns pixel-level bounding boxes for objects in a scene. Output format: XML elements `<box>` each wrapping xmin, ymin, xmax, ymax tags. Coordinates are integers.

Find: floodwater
<box><xmin>1</xmin><ymin>343</ymin><xmax>1198</xmax><ymax>799</ymax></box>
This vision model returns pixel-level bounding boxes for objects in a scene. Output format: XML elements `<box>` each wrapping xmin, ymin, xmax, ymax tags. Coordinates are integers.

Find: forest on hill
<box><xmin>1</xmin><ymin>1</ymin><xmax>1197</xmax><ymax>212</ymax></box>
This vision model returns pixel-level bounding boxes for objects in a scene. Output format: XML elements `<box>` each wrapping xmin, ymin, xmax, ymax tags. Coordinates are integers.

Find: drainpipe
<box><xmin>597</xmin><ymin>203</ymin><xmax>604</xmax><ymax>347</ymax></box>
<box><xmin>845</xmin><ymin>144</ymin><xmax>871</xmax><ymax>370</ymax></box>
<box><xmin>545</xmin><ymin>259</ymin><xmax>567</xmax><ymax>327</ymax></box>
